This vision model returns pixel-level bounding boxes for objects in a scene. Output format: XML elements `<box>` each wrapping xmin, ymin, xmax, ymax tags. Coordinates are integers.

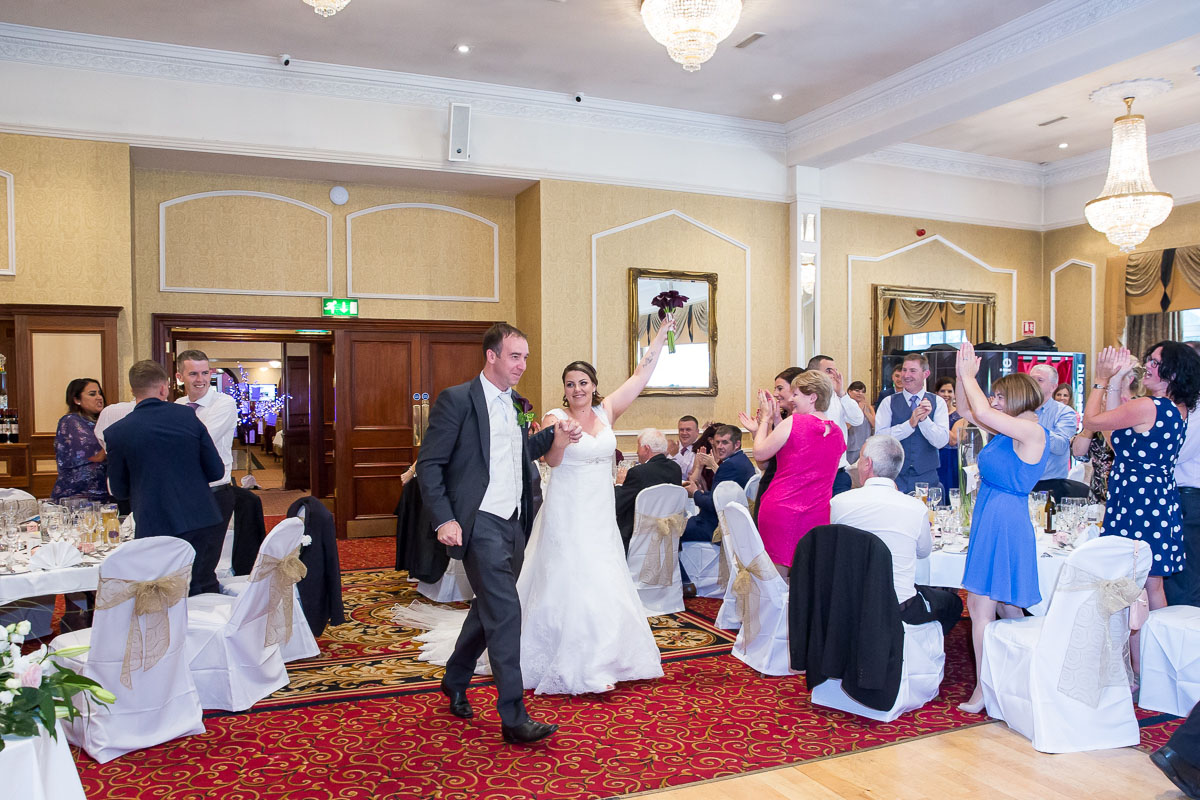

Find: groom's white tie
<box><xmin>496</xmin><ymin>389</ymin><xmax>524</xmax><ymax>517</ymax></box>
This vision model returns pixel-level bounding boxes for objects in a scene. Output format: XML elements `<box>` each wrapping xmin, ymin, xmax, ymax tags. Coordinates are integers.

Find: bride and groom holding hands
<box><xmin>403</xmin><ymin>318</ymin><xmax>676</xmax><ymax>744</ymax></box>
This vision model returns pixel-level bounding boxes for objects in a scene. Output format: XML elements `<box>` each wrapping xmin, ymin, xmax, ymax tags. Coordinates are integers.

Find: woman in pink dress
<box><xmin>746</xmin><ymin>370</ymin><xmax>846</xmax><ymax>577</ymax></box>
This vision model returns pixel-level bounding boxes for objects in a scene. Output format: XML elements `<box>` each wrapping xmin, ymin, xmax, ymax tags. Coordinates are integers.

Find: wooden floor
<box><xmin>637</xmin><ymin>723</ymin><xmax>1182</xmax><ymax>800</ymax></box>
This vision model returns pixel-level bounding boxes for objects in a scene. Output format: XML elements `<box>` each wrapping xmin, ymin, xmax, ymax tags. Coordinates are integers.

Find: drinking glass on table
<box><xmin>102</xmin><ymin>503</ymin><xmax>120</xmax><ymax>546</ymax></box>
<box><xmin>949</xmin><ymin>488</ymin><xmax>961</xmax><ymax>511</ymax></box>
<box><xmin>914</xmin><ymin>482</ymin><xmax>929</xmax><ymax>503</ymax></box>
<box><xmin>927</xmin><ymin>487</ymin><xmax>943</xmax><ymax>508</ymax></box>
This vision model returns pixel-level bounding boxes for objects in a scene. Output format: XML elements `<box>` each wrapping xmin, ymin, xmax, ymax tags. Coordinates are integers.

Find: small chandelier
<box><xmin>302</xmin><ymin>0</ymin><xmax>350</xmax><ymax>17</ymax></box>
<box><xmin>640</xmin><ymin>0</ymin><xmax>743</xmax><ymax>72</ymax></box>
<box><xmin>1084</xmin><ymin>87</ymin><xmax>1173</xmax><ymax>253</ymax></box>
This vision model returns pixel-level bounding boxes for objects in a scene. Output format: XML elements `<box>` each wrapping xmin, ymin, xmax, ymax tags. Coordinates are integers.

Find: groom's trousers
<box><xmin>444</xmin><ymin>510</ymin><xmax>529</xmax><ymax>728</ymax></box>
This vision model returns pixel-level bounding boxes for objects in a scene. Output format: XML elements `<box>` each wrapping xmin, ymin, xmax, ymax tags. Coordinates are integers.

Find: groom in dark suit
<box><xmin>417</xmin><ymin>323</ymin><xmax>579</xmax><ymax>744</ymax></box>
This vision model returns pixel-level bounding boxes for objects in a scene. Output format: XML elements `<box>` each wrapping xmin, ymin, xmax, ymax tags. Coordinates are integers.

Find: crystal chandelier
<box><xmin>302</xmin><ymin>0</ymin><xmax>350</xmax><ymax>17</ymax></box>
<box><xmin>640</xmin><ymin>0</ymin><xmax>743</xmax><ymax>72</ymax></box>
<box><xmin>1084</xmin><ymin>96</ymin><xmax>1173</xmax><ymax>253</ymax></box>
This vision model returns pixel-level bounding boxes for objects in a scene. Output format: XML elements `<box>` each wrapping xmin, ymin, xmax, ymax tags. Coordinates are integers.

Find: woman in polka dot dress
<box><xmin>1084</xmin><ymin>341</ymin><xmax>1200</xmax><ymax>613</ymax></box>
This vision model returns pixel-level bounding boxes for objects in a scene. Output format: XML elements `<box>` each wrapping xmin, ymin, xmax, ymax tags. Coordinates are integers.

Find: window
<box><xmin>1182</xmin><ymin>309</ymin><xmax>1200</xmax><ymax>342</ymax></box>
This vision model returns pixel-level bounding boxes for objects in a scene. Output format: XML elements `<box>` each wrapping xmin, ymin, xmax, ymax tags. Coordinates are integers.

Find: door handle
<box><xmin>412</xmin><ymin>393</ymin><xmax>423</xmax><ymax>446</ymax></box>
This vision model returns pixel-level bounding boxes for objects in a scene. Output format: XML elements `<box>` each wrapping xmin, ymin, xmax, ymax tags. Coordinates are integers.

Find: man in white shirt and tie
<box><xmin>669</xmin><ymin>415</ymin><xmax>700</xmax><ymax>482</ymax></box>
<box><xmin>808</xmin><ymin>355</ymin><xmax>865</xmax><ymax>496</ymax></box>
<box><xmin>874</xmin><ymin>353</ymin><xmax>950</xmax><ymax>494</ymax></box>
<box><xmin>174</xmin><ymin>349</ymin><xmax>239</xmax><ymax>540</ymax></box>
<box><xmin>830</xmin><ymin>434</ymin><xmax>962</xmax><ymax>634</ymax></box>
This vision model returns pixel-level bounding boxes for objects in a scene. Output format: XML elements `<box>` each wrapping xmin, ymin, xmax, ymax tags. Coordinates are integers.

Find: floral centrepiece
<box><xmin>650</xmin><ymin>290</ymin><xmax>688</xmax><ymax>353</ymax></box>
<box><xmin>0</xmin><ymin>621</ymin><xmax>115</xmax><ymax>750</ymax></box>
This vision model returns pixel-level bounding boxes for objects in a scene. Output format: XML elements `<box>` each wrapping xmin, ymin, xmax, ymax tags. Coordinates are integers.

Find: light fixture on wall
<box><xmin>1084</xmin><ymin>79</ymin><xmax>1174</xmax><ymax>253</ymax></box>
<box><xmin>301</xmin><ymin>0</ymin><xmax>350</xmax><ymax>17</ymax></box>
<box><xmin>640</xmin><ymin>0</ymin><xmax>742</xmax><ymax>72</ymax></box>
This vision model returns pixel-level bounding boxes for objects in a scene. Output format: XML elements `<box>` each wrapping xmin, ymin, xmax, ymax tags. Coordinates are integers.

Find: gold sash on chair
<box><xmin>713</xmin><ymin>510</ymin><xmax>732</xmax><ymax>592</ymax></box>
<box><xmin>730</xmin><ymin>551</ymin><xmax>777</xmax><ymax>647</ymax></box>
<box><xmin>250</xmin><ymin>546</ymin><xmax>308</xmax><ymax>648</ymax></box>
<box><xmin>635</xmin><ymin>512</ymin><xmax>686</xmax><ymax>587</ymax></box>
<box><xmin>94</xmin><ymin>565</ymin><xmax>191</xmax><ymax>689</ymax></box>
<box><xmin>1055</xmin><ymin>563</ymin><xmax>1142</xmax><ymax>707</ymax></box>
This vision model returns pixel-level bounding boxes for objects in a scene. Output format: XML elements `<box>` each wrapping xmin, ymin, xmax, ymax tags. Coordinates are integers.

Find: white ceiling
<box><xmin>912</xmin><ymin>34</ymin><xmax>1200</xmax><ymax>164</ymax></box>
<box><xmin>0</xmin><ymin>0</ymin><xmax>1051</xmax><ymax>123</ymax></box>
<box><xmin>0</xmin><ymin>0</ymin><xmax>1197</xmax><ymax>173</ymax></box>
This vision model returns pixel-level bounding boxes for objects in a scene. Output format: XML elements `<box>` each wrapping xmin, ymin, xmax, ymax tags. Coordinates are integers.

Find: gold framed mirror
<box><xmin>872</xmin><ymin>285</ymin><xmax>996</xmax><ymax>391</ymax></box>
<box><xmin>629</xmin><ymin>268</ymin><xmax>717</xmax><ymax>396</ymax></box>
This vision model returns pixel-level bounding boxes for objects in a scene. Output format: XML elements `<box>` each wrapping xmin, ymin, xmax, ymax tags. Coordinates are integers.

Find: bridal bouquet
<box><xmin>650</xmin><ymin>290</ymin><xmax>688</xmax><ymax>354</ymax></box>
<box><xmin>0</xmin><ymin>621</ymin><xmax>115</xmax><ymax>750</ymax></box>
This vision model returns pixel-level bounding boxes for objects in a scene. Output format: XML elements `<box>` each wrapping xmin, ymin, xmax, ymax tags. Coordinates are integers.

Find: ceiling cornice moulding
<box><xmin>857</xmin><ymin>144</ymin><xmax>1045</xmax><ymax>186</ymax></box>
<box><xmin>783</xmin><ymin>0</ymin><xmax>1155</xmax><ymax>152</ymax></box>
<box><xmin>0</xmin><ymin>22</ymin><xmax>787</xmax><ymax>152</ymax></box>
<box><xmin>1042</xmin><ymin>121</ymin><xmax>1200</xmax><ymax>185</ymax></box>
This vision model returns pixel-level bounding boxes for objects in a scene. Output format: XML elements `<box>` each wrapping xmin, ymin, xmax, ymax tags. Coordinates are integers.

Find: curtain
<box><xmin>1125</xmin><ymin>312</ymin><xmax>1181</xmax><ymax>362</ymax></box>
<box><xmin>638</xmin><ymin>300</ymin><xmax>709</xmax><ymax>346</ymax></box>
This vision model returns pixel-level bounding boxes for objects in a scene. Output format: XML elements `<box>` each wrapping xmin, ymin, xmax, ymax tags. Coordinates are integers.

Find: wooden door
<box><xmin>422</xmin><ymin>333</ymin><xmax>486</xmax><ymax>405</ymax></box>
<box><xmin>282</xmin><ymin>353</ymin><xmax>310</xmax><ymax>491</ymax></box>
<box><xmin>334</xmin><ymin>331</ymin><xmax>421</xmax><ymax>538</ymax></box>
<box><xmin>313</xmin><ymin>342</ymin><xmax>335</xmax><ymax>499</ymax></box>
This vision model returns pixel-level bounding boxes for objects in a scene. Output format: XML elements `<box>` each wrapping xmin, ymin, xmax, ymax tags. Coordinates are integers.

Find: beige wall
<box><xmin>820</xmin><ymin>209</ymin><xmax>1044</xmax><ymax>394</ymax></box>
<box><xmin>514</xmin><ymin>184</ymin><xmax>543</xmax><ymax>408</ymax></box>
<box><xmin>131</xmin><ymin>168</ymin><xmax>517</xmax><ymax>358</ymax></box>
<box><xmin>531</xmin><ymin>180</ymin><xmax>791</xmax><ymax>445</ymax></box>
<box><xmin>0</xmin><ymin>133</ymin><xmax>134</xmax><ymax>394</ymax></box>
<box><xmin>1044</xmin><ymin>199</ymin><xmax>1200</xmax><ymax>366</ymax></box>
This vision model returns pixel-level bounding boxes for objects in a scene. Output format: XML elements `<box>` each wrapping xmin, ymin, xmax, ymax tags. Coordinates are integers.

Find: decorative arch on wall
<box><xmin>846</xmin><ymin>234</ymin><xmax>1018</xmax><ymax>379</ymax></box>
<box><xmin>1049</xmin><ymin>258</ymin><xmax>1097</xmax><ymax>361</ymax></box>
<box><xmin>591</xmin><ymin>209</ymin><xmax>752</xmax><ymax>418</ymax></box>
<box><xmin>346</xmin><ymin>202</ymin><xmax>500</xmax><ymax>302</ymax></box>
<box><xmin>0</xmin><ymin>168</ymin><xmax>14</xmax><ymax>276</ymax></box>
<box><xmin>159</xmin><ymin>190</ymin><xmax>333</xmax><ymax>296</ymax></box>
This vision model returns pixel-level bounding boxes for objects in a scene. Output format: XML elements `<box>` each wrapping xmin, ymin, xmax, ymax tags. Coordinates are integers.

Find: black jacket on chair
<box><xmin>788</xmin><ymin>524</ymin><xmax>904</xmax><ymax>711</ymax></box>
<box><xmin>614</xmin><ymin>454</ymin><xmax>683</xmax><ymax>552</ymax></box>
<box><xmin>394</xmin><ymin>477</ymin><xmax>449</xmax><ymax>582</ymax></box>
<box><xmin>231</xmin><ymin>487</ymin><xmax>266</xmax><ymax>576</ymax></box>
<box><xmin>286</xmin><ymin>496</ymin><xmax>346</xmax><ymax>636</ymax></box>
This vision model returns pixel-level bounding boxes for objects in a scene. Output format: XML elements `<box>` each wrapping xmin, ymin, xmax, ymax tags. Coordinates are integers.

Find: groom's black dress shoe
<box><xmin>501</xmin><ymin>719</ymin><xmax>559</xmax><ymax>744</ymax></box>
<box><xmin>440</xmin><ymin>679</ymin><xmax>473</xmax><ymax>719</ymax></box>
<box><xmin>1152</xmin><ymin>746</ymin><xmax>1200</xmax><ymax>799</ymax></box>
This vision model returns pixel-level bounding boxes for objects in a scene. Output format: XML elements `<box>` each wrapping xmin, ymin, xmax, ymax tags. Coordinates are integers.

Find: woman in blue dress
<box><xmin>50</xmin><ymin>377</ymin><xmax>109</xmax><ymax>502</ymax></box>
<box><xmin>1083</xmin><ymin>342</ymin><xmax>1200</xmax><ymax>620</ymax></box>
<box><xmin>954</xmin><ymin>342</ymin><xmax>1048</xmax><ymax>713</ymax></box>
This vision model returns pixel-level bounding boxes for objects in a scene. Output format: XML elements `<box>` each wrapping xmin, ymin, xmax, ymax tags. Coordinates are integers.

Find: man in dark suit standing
<box><xmin>105</xmin><ymin>360</ymin><xmax>226</xmax><ymax>595</ymax></box>
<box><xmin>417</xmin><ymin>323</ymin><xmax>579</xmax><ymax>745</ymax></box>
<box><xmin>614</xmin><ymin>428</ymin><xmax>683</xmax><ymax>553</ymax></box>
<box><xmin>679</xmin><ymin>425</ymin><xmax>756</xmax><ymax>594</ymax></box>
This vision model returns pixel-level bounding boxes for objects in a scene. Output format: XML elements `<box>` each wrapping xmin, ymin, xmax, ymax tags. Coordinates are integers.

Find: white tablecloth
<box><xmin>0</xmin><ymin>722</ymin><xmax>87</xmax><ymax>800</ymax></box>
<box><xmin>916</xmin><ymin>533</ymin><xmax>1071</xmax><ymax>616</ymax></box>
<box><xmin>0</xmin><ymin>536</ymin><xmax>120</xmax><ymax>606</ymax></box>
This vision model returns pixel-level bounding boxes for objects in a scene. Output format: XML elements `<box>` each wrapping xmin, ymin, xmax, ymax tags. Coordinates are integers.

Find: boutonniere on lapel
<box><xmin>513</xmin><ymin>396</ymin><xmax>536</xmax><ymax>427</ymax></box>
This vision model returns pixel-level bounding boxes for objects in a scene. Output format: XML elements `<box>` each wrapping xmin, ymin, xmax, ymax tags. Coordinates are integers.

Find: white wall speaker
<box><xmin>447</xmin><ymin>102</ymin><xmax>471</xmax><ymax>161</ymax></box>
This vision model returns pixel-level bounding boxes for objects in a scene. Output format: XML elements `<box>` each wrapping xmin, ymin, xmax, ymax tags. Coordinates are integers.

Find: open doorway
<box><xmin>168</xmin><ymin>327</ymin><xmax>335</xmax><ymax>505</ymax></box>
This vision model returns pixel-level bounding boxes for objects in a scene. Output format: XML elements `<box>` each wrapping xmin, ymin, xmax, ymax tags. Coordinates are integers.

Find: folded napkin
<box><xmin>29</xmin><ymin>541</ymin><xmax>84</xmax><ymax>571</ymax></box>
<box><xmin>120</xmin><ymin>514</ymin><xmax>135</xmax><ymax>539</ymax></box>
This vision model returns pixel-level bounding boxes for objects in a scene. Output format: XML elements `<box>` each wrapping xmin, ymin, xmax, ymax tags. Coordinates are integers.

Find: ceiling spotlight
<box><xmin>771</xmin><ymin>93</ymin><xmax>783</xmax><ymax>101</ymax></box>
<box><xmin>1058</xmin><ymin>142</ymin><xmax>1069</xmax><ymax>149</ymax></box>
<box><xmin>455</xmin><ymin>44</ymin><xmax>471</xmax><ymax>54</ymax></box>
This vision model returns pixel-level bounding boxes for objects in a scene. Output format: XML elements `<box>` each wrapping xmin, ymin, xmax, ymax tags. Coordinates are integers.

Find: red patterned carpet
<box><xmin>70</xmin><ymin>538</ymin><xmax>1183</xmax><ymax>800</ymax></box>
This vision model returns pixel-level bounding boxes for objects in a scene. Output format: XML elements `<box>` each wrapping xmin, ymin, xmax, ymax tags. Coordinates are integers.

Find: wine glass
<box><xmin>928</xmin><ymin>487</ymin><xmax>943</xmax><ymax>508</ymax></box>
<box><xmin>949</xmin><ymin>488</ymin><xmax>961</xmax><ymax>511</ymax></box>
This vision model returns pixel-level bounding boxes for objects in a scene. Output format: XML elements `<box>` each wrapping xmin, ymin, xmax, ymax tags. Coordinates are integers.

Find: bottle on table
<box><xmin>1043</xmin><ymin>492</ymin><xmax>1056</xmax><ymax>533</ymax></box>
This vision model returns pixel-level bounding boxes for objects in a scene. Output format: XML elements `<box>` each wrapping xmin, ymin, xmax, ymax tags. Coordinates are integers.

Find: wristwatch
<box><xmin>1092</xmin><ymin>383</ymin><xmax>1106</xmax><ymax>390</ymax></box>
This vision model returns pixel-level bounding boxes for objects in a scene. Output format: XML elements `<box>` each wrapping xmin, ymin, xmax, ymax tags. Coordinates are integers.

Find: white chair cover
<box><xmin>186</xmin><ymin>518</ymin><xmax>305</xmax><ymax>711</ymax></box>
<box><xmin>721</xmin><ymin>502</ymin><xmax>793</xmax><ymax>675</ymax></box>
<box><xmin>417</xmin><ymin>557</ymin><xmax>474</xmax><ymax>603</ymax></box>
<box><xmin>49</xmin><ymin>537</ymin><xmax>204</xmax><ymax>763</ymax></box>
<box><xmin>0</xmin><ymin>722</ymin><xmax>87</xmax><ymax>800</ymax></box>
<box><xmin>744</xmin><ymin>474</ymin><xmax>762</xmax><ymax>503</ymax></box>
<box><xmin>216</xmin><ymin>574</ymin><xmax>320</xmax><ymax>664</ymax></box>
<box><xmin>980</xmin><ymin>536</ymin><xmax>1151</xmax><ymax>753</ymax></box>
<box><xmin>810</xmin><ymin>620</ymin><xmax>945</xmax><ymax>722</ymax></box>
<box><xmin>712</xmin><ymin>481</ymin><xmax>749</xmax><ymax>629</ymax></box>
<box><xmin>627</xmin><ymin>484</ymin><xmax>689</xmax><ymax>615</ymax></box>
<box><xmin>1139</xmin><ymin>605</ymin><xmax>1200</xmax><ymax>717</ymax></box>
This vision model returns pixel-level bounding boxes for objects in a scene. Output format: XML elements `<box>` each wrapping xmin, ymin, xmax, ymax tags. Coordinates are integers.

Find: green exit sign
<box><xmin>322</xmin><ymin>298</ymin><xmax>360</xmax><ymax>317</ymax></box>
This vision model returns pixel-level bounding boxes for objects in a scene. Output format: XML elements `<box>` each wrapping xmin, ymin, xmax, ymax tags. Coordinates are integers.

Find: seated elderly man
<box><xmin>830</xmin><ymin>434</ymin><xmax>962</xmax><ymax>635</ymax></box>
<box><xmin>614</xmin><ymin>428</ymin><xmax>683</xmax><ymax>554</ymax></box>
<box><xmin>680</xmin><ymin>424</ymin><xmax>755</xmax><ymax>596</ymax></box>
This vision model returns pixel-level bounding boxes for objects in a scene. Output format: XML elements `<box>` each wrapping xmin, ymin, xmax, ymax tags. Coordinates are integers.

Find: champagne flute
<box><xmin>949</xmin><ymin>488</ymin><xmax>961</xmax><ymax>511</ymax></box>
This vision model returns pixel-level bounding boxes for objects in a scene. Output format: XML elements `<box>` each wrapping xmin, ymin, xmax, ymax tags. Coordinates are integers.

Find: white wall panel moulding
<box><xmin>0</xmin><ymin>22</ymin><xmax>785</xmax><ymax>152</ymax></box>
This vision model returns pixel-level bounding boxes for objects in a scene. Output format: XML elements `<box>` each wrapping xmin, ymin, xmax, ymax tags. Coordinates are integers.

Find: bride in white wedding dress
<box><xmin>397</xmin><ymin>319</ymin><xmax>675</xmax><ymax>695</ymax></box>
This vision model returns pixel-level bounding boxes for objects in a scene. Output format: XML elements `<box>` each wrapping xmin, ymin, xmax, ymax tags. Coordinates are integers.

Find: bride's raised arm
<box><xmin>603</xmin><ymin>316</ymin><xmax>674</xmax><ymax>425</ymax></box>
